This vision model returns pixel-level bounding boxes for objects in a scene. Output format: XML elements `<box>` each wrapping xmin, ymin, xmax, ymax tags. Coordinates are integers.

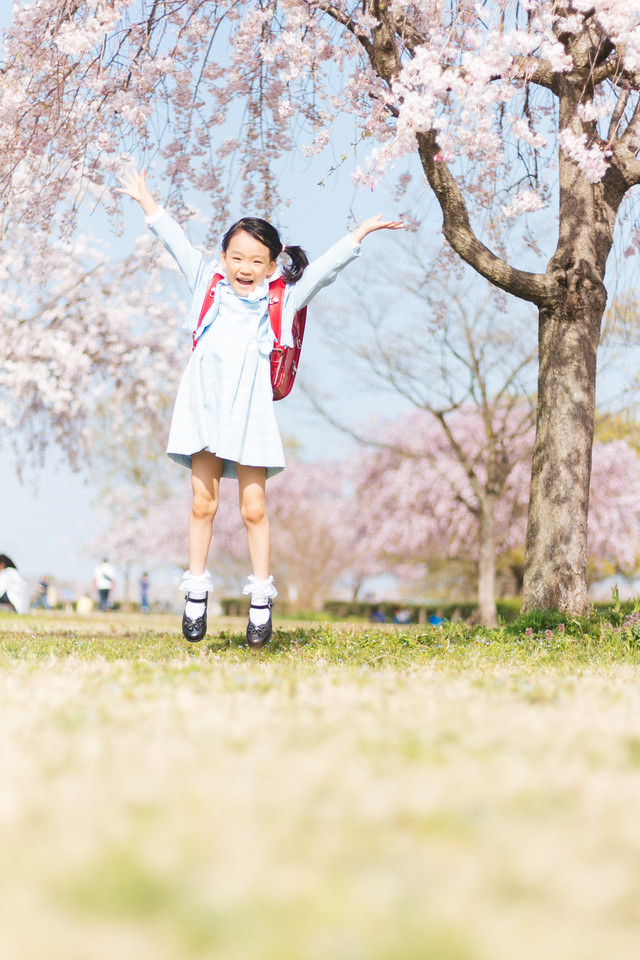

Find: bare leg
<box><xmin>237</xmin><ymin>464</ymin><xmax>269</xmax><ymax>579</ymax></box>
<box><xmin>189</xmin><ymin>451</ymin><xmax>224</xmax><ymax>574</ymax></box>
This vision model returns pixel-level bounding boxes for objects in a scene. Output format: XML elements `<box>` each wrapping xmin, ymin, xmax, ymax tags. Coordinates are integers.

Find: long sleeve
<box><xmin>147</xmin><ymin>208</ymin><xmax>210</xmax><ymax>294</ymax></box>
<box><xmin>279</xmin><ymin>234</ymin><xmax>361</xmax><ymax>346</ymax></box>
<box><xmin>147</xmin><ymin>208</ymin><xmax>223</xmax><ymax>334</ymax></box>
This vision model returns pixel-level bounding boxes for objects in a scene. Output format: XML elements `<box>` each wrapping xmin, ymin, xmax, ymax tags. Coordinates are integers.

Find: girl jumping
<box><xmin>118</xmin><ymin>168</ymin><xmax>403</xmax><ymax>647</ymax></box>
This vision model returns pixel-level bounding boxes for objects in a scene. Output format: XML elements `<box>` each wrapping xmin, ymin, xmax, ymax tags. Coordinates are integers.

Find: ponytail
<box><xmin>222</xmin><ymin>217</ymin><xmax>309</xmax><ymax>285</ymax></box>
<box><xmin>280</xmin><ymin>244</ymin><xmax>309</xmax><ymax>284</ymax></box>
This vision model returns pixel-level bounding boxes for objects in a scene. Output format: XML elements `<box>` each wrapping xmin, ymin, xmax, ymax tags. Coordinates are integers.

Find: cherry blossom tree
<box><xmin>267</xmin><ymin>460</ymin><xmax>384</xmax><ymax>609</ymax></box>
<box><xmin>0</xmin><ymin>221</ymin><xmax>183</xmax><ymax>466</ymax></box>
<box><xmin>2</xmin><ymin>1</ymin><xmax>640</xmax><ymax>614</ymax></box>
<box><xmin>586</xmin><ymin>438</ymin><xmax>640</xmax><ymax>575</ymax></box>
<box><xmin>358</xmin><ymin>406</ymin><xmax>535</xmax><ymax>625</ymax></box>
<box><xmin>358</xmin><ymin>409</ymin><xmax>640</xmax><ymax>622</ymax></box>
<box><xmin>305</xmin><ymin>253</ymin><xmax>539</xmax><ymax>625</ymax></box>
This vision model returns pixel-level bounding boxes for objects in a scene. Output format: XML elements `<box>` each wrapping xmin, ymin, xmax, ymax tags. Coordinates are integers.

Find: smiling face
<box><xmin>221</xmin><ymin>230</ymin><xmax>277</xmax><ymax>296</ymax></box>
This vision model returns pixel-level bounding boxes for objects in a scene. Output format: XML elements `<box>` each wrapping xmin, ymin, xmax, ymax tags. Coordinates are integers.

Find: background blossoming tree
<box><xmin>2</xmin><ymin>1</ymin><xmax>640</xmax><ymax>614</ymax></box>
<box><xmin>357</xmin><ymin>412</ymin><xmax>640</xmax><ymax>620</ymax></box>
<box><xmin>306</xmin><ymin>258</ymin><xmax>539</xmax><ymax>625</ymax></box>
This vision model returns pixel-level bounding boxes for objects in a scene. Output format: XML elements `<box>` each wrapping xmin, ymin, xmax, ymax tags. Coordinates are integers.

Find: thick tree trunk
<box><xmin>519</xmin><ymin>73</ymin><xmax>624</xmax><ymax>616</ymax></box>
<box><xmin>521</xmin><ymin>296</ymin><xmax>602</xmax><ymax>615</ymax></box>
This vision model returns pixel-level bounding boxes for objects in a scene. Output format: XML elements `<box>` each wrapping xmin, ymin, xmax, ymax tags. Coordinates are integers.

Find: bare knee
<box><xmin>192</xmin><ymin>488</ymin><xmax>218</xmax><ymax>523</ymax></box>
<box><xmin>240</xmin><ymin>493</ymin><xmax>266</xmax><ymax>528</ymax></box>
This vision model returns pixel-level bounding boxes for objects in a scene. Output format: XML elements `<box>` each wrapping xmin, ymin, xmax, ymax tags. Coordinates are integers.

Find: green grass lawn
<box><xmin>2</xmin><ymin>609</ymin><xmax>640</xmax><ymax>959</ymax></box>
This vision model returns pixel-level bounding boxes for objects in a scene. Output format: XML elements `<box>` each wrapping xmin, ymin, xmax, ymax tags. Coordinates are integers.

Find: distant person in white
<box><xmin>93</xmin><ymin>558</ymin><xmax>116</xmax><ymax>611</ymax></box>
<box><xmin>0</xmin><ymin>554</ymin><xmax>30</xmax><ymax>614</ymax></box>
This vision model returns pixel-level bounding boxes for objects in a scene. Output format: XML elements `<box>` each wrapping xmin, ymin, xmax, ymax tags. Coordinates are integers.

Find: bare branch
<box><xmin>608</xmin><ymin>87</ymin><xmax>631</xmax><ymax>141</ymax></box>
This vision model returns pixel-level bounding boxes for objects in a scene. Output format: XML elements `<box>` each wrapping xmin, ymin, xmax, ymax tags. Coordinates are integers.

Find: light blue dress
<box><xmin>148</xmin><ymin>209</ymin><xmax>361</xmax><ymax>479</ymax></box>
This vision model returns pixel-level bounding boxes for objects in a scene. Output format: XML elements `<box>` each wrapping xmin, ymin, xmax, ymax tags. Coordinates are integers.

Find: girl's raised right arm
<box><xmin>117</xmin><ymin>167</ymin><xmax>206</xmax><ymax>293</ymax></box>
<box><xmin>116</xmin><ymin>167</ymin><xmax>160</xmax><ymax>218</ymax></box>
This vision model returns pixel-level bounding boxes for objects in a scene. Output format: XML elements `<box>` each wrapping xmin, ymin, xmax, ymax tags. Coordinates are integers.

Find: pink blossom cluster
<box><xmin>355</xmin><ymin>405</ymin><xmax>535</xmax><ymax>571</ymax></box>
<box><xmin>354</xmin><ymin>405</ymin><xmax>640</xmax><ymax>578</ymax></box>
<box><xmin>0</xmin><ymin>222</ymin><xmax>183</xmax><ymax>467</ymax></box>
<box><xmin>502</xmin><ymin>189</ymin><xmax>545</xmax><ymax>220</ymax></box>
<box><xmin>0</xmin><ymin>0</ymin><xmax>637</xmax><ymax>242</ymax></box>
<box><xmin>558</xmin><ymin>129</ymin><xmax>612</xmax><ymax>185</ymax></box>
<box><xmin>588</xmin><ymin>439</ymin><xmax>640</xmax><ymax>572</ymax></box>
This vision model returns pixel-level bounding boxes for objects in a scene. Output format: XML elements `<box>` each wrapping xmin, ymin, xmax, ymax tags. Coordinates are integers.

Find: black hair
<box><xmin>0</xmin><ymin>554</ymin><xmax>16</xmax><ymax>569</ymax></box>
<box><xmin>222</xmin><ymin>216</ymin><xmax>309</xmax><ymax>284</ymax></box>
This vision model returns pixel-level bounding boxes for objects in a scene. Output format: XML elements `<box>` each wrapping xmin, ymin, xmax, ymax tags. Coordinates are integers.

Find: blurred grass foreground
<box><xmin>2</xmin><ymin>609</ymin><xmax>640</xmax><ymax>960</ymax></box>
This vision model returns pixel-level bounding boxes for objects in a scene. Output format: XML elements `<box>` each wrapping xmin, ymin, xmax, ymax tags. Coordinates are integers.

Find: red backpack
<box><xmin>193</xmin><ymin>273</ymin><xmax>307</xmax><ymax>401</ymax></box>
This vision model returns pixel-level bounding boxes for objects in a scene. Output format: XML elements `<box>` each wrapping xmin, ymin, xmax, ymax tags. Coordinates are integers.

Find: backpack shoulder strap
<box><xmin>193</xmin><ymin>272</ymin><xmax>224</xmax><ymax>351</ymax></box>
<box><xmin>268</xmin><ymin>276</ymin><xmax>286</xmax><ymax>344</ymax></box>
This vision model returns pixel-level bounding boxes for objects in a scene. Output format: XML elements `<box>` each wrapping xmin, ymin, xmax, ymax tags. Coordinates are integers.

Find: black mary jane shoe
<box><xmin>182</xmin><ymin>594</ymin><xmax>208</xmax><ymax>643</ymax></box>
<box><xmin>246</xmin><ymin>600</ymin><xmax>273</xmax><ymax>649</ymax></box>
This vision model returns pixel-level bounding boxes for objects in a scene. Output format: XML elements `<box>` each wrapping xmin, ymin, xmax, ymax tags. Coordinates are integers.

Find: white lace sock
<box><xmin>243</xmin><ymin>575</ymin><xmax>277</xmax><ymax>626</ymax></box>
<box><xmin>185</xmin><ymin>594</ymin><xmax>207</xmax><ymax>619</ymax></box>
<box><xmin>180</xmin><ymin>570</ymin><xmax>213</xmax><ymax>619</ymax></box>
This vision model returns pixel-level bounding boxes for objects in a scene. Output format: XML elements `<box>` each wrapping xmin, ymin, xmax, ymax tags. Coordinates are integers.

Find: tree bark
<box><xmin>521</xmin><ymin>298</ymin><xmax>600</xmax><ymax>614</ymax></box>
<box><xmin>415</xmin><ymin>98</ymin><xmax>626</xmax><ymax>616</ymax></box>
<box><xmin>520</xmin><ymin>74</ymin><xmax>626</xmax><ymax>615</ymax></box>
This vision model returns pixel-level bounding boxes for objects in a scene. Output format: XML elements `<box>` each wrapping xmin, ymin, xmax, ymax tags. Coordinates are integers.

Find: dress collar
<box><xmin>217</xmin><ymin>268</ymin><xmax>269</xmax><ymax>303</ymax></box>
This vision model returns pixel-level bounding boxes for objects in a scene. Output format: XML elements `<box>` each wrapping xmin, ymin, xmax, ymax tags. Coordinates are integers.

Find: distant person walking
<box><xmin>33</xmin><ymin>575</ymin><xmax>50</xmax><ymax>610</ymax></box>
<box><xmin>117</xmin><ymin>166</ymin><xmax>403</xmax><ymax>647</ymax></box>
<box><xmin>93</xmin><ymin>558</ymin><xmax>116</xmax><ymax>611</ymax></box>
<box><xmin>139</xmin><ymin>572</ymin><xmax>150</xmax><ymax>613</ymax></box>
<box><xmin>0</xmin><ymin>554</ymin><xmax>30</xmax><ymax>614</ymax></box>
